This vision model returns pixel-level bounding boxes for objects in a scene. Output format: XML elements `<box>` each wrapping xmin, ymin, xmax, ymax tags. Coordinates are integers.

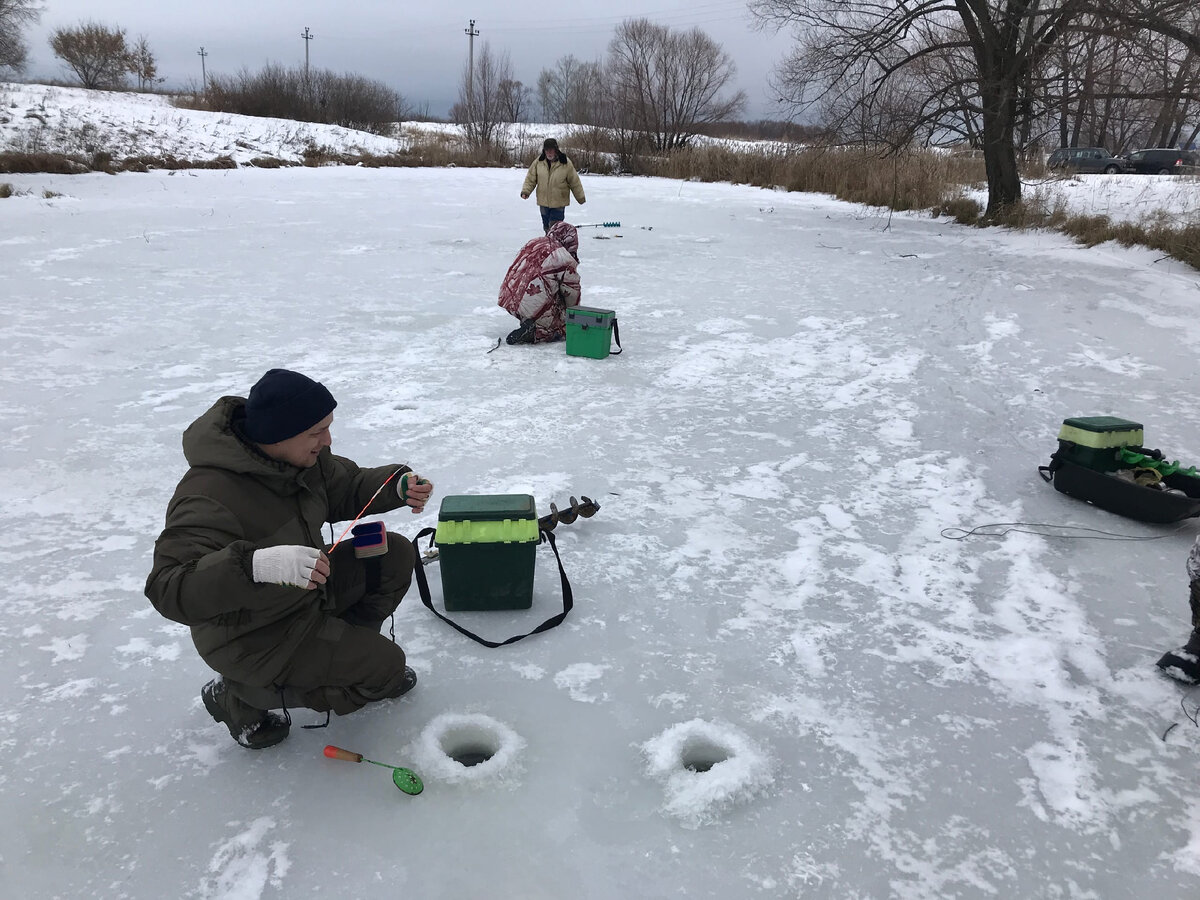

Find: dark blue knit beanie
<box><xmin>242</xmin><ymin>369</ymin><xmax>337</xmax><ymax>444</ymax></box>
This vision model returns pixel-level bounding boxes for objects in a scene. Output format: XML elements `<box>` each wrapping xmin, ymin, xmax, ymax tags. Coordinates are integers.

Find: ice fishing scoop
<box><xmin>323</xmin><ymin>744</ymin><xmax>424</xmax><ymax>795</ymax></box>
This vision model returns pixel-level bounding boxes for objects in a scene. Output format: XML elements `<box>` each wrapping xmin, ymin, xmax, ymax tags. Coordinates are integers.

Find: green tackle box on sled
<box><xmin>1039</xmin><ymin>415</ymin><xmax>1200</xmax><ymax>523</ymax></box>
<box><xmin>1055</xmin><ymin>416</ymin><xmax>1144</xmax><ymax>472</ymax></box>
<box><xmin>566</xmin><ymin>306</ymin><xmax>621</xmax><ymax>359</ymax></box>
<box><xmin>435</xmin><ymin>494</ymin><xmax>539</xmax><ymax>611</ymax></box>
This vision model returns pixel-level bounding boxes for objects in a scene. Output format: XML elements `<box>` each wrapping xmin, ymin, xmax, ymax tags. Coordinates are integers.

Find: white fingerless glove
<box><xmin>252</xmin><ymin>545</ymin><xmax>322</xmax><ymax>588</ymax></box>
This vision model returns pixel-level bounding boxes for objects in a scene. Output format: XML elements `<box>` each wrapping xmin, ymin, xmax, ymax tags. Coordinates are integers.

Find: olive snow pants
<box><xmin>230</xmin><ymin>532</ymin><xmax>416</xmax><ymax>716</ymax></box>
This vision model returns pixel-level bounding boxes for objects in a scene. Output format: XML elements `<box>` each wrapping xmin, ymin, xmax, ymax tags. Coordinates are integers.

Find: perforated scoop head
<box><xmin>393</xmin><ymin>767</ymin><xmax>424</xmax><ymax>795</ymax></box>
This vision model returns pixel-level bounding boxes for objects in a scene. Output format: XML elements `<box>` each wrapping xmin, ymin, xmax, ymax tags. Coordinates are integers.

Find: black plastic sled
<box><xmin>1039</xmin><ymin>455</ymin><xmax>1200</xmax><ymax>523</ymax></box>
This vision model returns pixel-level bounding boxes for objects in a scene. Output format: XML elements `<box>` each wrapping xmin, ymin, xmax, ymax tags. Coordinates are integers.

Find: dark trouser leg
<box><xmin>539</xmin><ymin>204</ymin><xmax>564</xmax><ymax>233</ymax></box>
<box><xmin>276</xmin><ymin>616</ymin><xmax>411</xmax><ymax>715</ymax></box>
<box><xmin>258</xmin><ymin>532</ymin><xmax>417</xmax><ymax>715</ymax></box>
<box><xmin>1190</xmin><ymin>580</ymin><xmax>1200</xmax><ymax>631</ymax></box>
<box><xmin>326</xmin><ymin>533</ymin><xmax>415</xmax><ymax>631</ymax></box>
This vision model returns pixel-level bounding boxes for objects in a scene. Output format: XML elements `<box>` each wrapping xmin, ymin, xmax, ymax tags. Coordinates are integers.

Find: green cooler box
<box><xmin>566</xmin><ymin>306</ymin><xmax>616</xmax><ymax>359</ymax></box>
<box><xmin>1056</xmin><ymin>416</ymin><xmax>1144</xmax><ymax>472</ymax></box>
<box><xmin>435</xmin><ymin>494</ymin><xmax>539</xmax><ymax>611</ymax></box>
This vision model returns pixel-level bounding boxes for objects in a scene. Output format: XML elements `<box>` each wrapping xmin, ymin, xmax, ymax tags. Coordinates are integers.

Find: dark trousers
<box><xmin>539</xmin><ymin>204</ymin><xmax>565</xmax><ymax>233</ymax></box>
<box><xmin>233</xmin><ymin>533</ymin><xmax>416</xmax><ymax>716</ymax></box>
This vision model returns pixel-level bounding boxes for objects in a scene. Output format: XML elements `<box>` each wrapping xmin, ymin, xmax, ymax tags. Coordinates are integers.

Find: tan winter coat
<box><xmin>522</xmin><ymin>154</ymin><xmax>585</xmax><ymax>208</ymax></box>
<box><xmin>144</xmin><ymin>396</ymin><xmax>409</xmax><ymax>686</ymax></box>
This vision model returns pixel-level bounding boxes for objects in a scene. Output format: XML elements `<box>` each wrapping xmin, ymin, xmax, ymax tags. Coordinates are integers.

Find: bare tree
<box><xmin>0</xmin><ymin>0</ymin><xmax>40</xmax><ymax>72</ymax></box>
<box><xmin>751</xmin><ymin>1</ymin><xmax>1076</xmax><ymax>219</ymax></box>
<box><xmin>50</xmin><ymin>21</ymin><xmax>132</xmax><ymax>89</ymax></box>
<box><xmin>129</xmin><ymin>34</ymin><xmax>159</xmax><ymax>92</ymax></box>
<box><xmin>605</xmin><ymin>19</ymin><xmax>745</xmax><ymax>152</ymax></box>
<box><xmin>497</xmin><ymin>78</ymin><xmax>532</xmax><ymax>122</ymax></box>
<box><xmin>452</xmin><ymin>41</ymin><xmax>513</xmax><ymax>150</ymax></box>
<box><xmin>752</xmin><ymin>0</ymin><xmax>1200</xmax><ymax>219</ymax></box>
<box><xmin>536</xmin><ymin>55</ymin><xmax>605</xmax><ymax>123</ymax></box>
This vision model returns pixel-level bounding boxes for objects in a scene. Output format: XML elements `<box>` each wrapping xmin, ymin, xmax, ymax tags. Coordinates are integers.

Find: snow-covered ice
<box><xmin>2</xmin><ymin>90</ymin><xmax>1200</xmax><ymax>899</ymax></box>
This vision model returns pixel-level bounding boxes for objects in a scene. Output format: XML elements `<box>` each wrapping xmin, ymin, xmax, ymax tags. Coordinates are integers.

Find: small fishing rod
<box><xmin>324</xmin><ymin>744</ymin><xmax>424</xmax><ymax>795</ymax></box>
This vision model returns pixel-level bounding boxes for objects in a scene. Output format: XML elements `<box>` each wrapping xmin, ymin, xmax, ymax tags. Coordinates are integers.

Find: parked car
<box><xmin>1047</xmin><ymin>147</ymin><xmax>1126</xmax><ymax>174</ymax></box>
<box><xmin>1122</xmin><ymin>148</ymin><xmax>1198</xmax><ymax>175</ymax></box>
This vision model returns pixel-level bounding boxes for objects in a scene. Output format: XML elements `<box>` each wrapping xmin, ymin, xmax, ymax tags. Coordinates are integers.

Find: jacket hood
<box><xmin>548</xmin><ymin>221</ymin><xmax>579</xmax><ymax>258</ymax></box>
<box><xmin>181</xmin><ymin>396</ymin><xmax>305</xmax><ymax>488</ymax></box>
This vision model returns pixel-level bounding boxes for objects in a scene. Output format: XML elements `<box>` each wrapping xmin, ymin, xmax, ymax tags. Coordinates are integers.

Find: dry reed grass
<box><xmin>2</xmin><ymin>124</ymin><xmax>1195</xmax><ymax>270</ymax></box>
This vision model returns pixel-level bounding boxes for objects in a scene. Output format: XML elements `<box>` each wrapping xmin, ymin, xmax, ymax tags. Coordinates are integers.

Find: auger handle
<box><xmin>324</xmin><ymin>745</ymin><xmax>364</xmax><ymax>763</ymax></box>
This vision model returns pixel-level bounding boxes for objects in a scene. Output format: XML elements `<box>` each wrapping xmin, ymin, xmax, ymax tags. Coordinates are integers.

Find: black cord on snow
<box><xmin>941</xmin><ymin>522</ymin><xmax>1186</xmax><ymax>541</ymax></box>
<box><xmin>1160</xmin><ymin>688</ymin><xmax>1200</xmax><ymax>742</ymax></box>
<box><xmin>1182</xmin><ymin>688</ymin><xmax>1200</xmax><ymax>728</ymax></box>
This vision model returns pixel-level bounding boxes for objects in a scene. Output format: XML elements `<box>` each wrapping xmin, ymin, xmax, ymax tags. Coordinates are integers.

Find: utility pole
<box><xmin>301</xmin><ymin>26</ymin><xmax>314</xmax><ymax>78</ymax></box>
<box><xmin>197</xmin><ymin>47</ymin><xmax>208</xmax><ymax>93</ymax></box>
<box><xmin>464</xmin><ymin>19</ymin><xmax>479</xmax><ymax>119</ymax></box>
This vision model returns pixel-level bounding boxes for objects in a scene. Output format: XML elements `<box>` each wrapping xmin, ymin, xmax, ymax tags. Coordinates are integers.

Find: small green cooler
<box><xmin>435</xmin><ymin>494</ymin><xmax>539</xmax><ymax>611</ymax></box>
<box><xmin>1056</xmin><ymin>416</ymin><xmax>1144</xmax><ymax>472</ymax></box>
<box><xmin>566</xmin><ymin>306</ymin><xmax>617</xmax><ymax>359</ymax></box>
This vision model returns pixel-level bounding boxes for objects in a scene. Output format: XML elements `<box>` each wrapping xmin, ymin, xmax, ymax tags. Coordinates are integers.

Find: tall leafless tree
<box><xmin>536</xmin><ymin>55</ymin><xmax>605</xmax><ymax>124</ymax></box>
<box><xmin>752</xmin><ymin>0</ymin><xmax>1200</xmax><ymax>219</ymax></box>
<box><xmin>129</xmin><ymin>34</ymin><xmax>159</xmax><ymax>92</ymax></box>
<box><xmin>0</xmin><ymin>0</ymin><xmax>40</xmax><ymax>72</ymax></box>
<box><xmin>497</xmin><ymin>78</ymin><xmax>532</xmax><ymax>122</ymax></box>
<box><xmin>452</xmin><ymin>41</ymin><xmax>513</xmax><ymax>150</ymax></box>
<box><xmin>605</xmin><ymin>18</ymin><xmax>745</xmax><ymax>152</ymax></box>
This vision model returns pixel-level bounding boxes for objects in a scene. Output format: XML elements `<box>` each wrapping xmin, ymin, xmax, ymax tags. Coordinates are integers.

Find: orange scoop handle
<box><xmin>324</xmin><ymin>745</ymin><xmax>364</xmax><ymax>763</ymax></box>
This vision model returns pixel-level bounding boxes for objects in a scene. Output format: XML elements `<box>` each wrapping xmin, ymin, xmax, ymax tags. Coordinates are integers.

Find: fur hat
<box><xmin>242</xmin><ymin>369</ymin><xmax>337</xmax><ymax>444</ymax></box>
<box><xmin>542</xmin><ymin>138</ymin><xmax>559</xmax><ymax>151</ymax></box>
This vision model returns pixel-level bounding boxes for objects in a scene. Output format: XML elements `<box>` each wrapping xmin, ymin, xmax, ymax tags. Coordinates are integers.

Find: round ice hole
<box><xmin>410</xmin><ymin>713</ymin><xmax>525</xmax><ymax>784</ymax></box>
<box><xmin>643</xmin><ymin>719</ymin><xmax>775</xmax><ymax>827</ymax></box>
<box><xmin>439</xmin><ymin>725</ymin><xmax>501</xmax><ymax>768</ymax></box>
<box><xmin>681</xmin><ymin>738</ymin><xmax>731</xmax><ymax>773</ymax></box>
<box><xmin>451</xmin><ymin>746</ymin><xmax>494</xmax><ymax>767</ymax></box>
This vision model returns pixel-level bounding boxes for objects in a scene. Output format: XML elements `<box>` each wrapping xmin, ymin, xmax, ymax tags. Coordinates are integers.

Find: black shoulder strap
<box><xmin>610</xmin><ymin>318</ymin><xmax>623</xmax><ymax>355</ymax></box>
<box><xmin>410</xmin><ymin>527</ymin><xmax>574</xmax><ymax>648</ymax></box>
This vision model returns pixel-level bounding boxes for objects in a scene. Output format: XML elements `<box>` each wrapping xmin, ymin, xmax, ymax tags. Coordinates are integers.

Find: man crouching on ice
<box><xmin>145</xmin><ymin>368</ymin><xmax>434</xmax><ymax>749</ymax></box>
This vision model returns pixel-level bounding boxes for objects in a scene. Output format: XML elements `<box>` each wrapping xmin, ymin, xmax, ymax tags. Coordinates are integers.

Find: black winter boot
<box><xmin>396</xmin><ymin>665</ymin><xmax>418</xmax><ymax>697</ymax></box>
<box><xmin>506</xmin><ymin>319</ymin><xmax>536</xmax><ymax>345</ymax></box>
<box><xmin>202</xmin><ymin>678</ymin><xmax>291</xmax><ymax>749</ymax></box>
<box><xmin>1156</xmin><ymin>629</ymin><xmax>1200</xmax><ymax>685</ymax></box>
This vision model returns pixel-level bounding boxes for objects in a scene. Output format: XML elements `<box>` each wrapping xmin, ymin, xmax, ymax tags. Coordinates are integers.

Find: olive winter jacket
<box><xmin>144</xmin><ymin>396</ymin><xmax>409</xmax><ymax>686</ymax></box>
<box><xmin>522</xmin><ymin>153</ymin><xmax>585</xmax><ymax>209</ymax></box>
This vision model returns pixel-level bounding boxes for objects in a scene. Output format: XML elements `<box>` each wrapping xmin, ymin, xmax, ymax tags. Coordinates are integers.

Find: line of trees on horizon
<box><xmin>453</xmin><ymin>18</ymin><xmax>748</xmax><ymax>161</ymax></box>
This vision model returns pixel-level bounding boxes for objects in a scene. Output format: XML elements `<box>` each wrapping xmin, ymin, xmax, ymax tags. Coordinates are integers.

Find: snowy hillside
<box><xmin>0</xmin><ymin>82</ymin><xmax>415</xmax><ymax>163</ymax></box>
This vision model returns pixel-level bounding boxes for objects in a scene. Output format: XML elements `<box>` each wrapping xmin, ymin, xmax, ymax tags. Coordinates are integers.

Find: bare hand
<box><xmin>404</xmin><ymin>474</ymin><xmax>434</xmax><ymax>514</ymax></box>
<box><xmin>306</xmin><ymin>552</ymin><xmax>330</xmax><ymax>589</ymax></box>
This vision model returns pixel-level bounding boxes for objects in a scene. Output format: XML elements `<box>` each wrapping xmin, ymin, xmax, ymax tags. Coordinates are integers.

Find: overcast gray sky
<box><xmin>19</xmin><ymin>1</ymin><xmax>797</xmax><ymax>120</ymax></box>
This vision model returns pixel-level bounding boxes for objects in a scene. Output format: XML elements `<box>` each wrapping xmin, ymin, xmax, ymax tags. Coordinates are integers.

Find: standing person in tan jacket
<box><xmin>520</xmin><ymin>137</ymin><xmax>586</xmax><ymax>233</ymax></box>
